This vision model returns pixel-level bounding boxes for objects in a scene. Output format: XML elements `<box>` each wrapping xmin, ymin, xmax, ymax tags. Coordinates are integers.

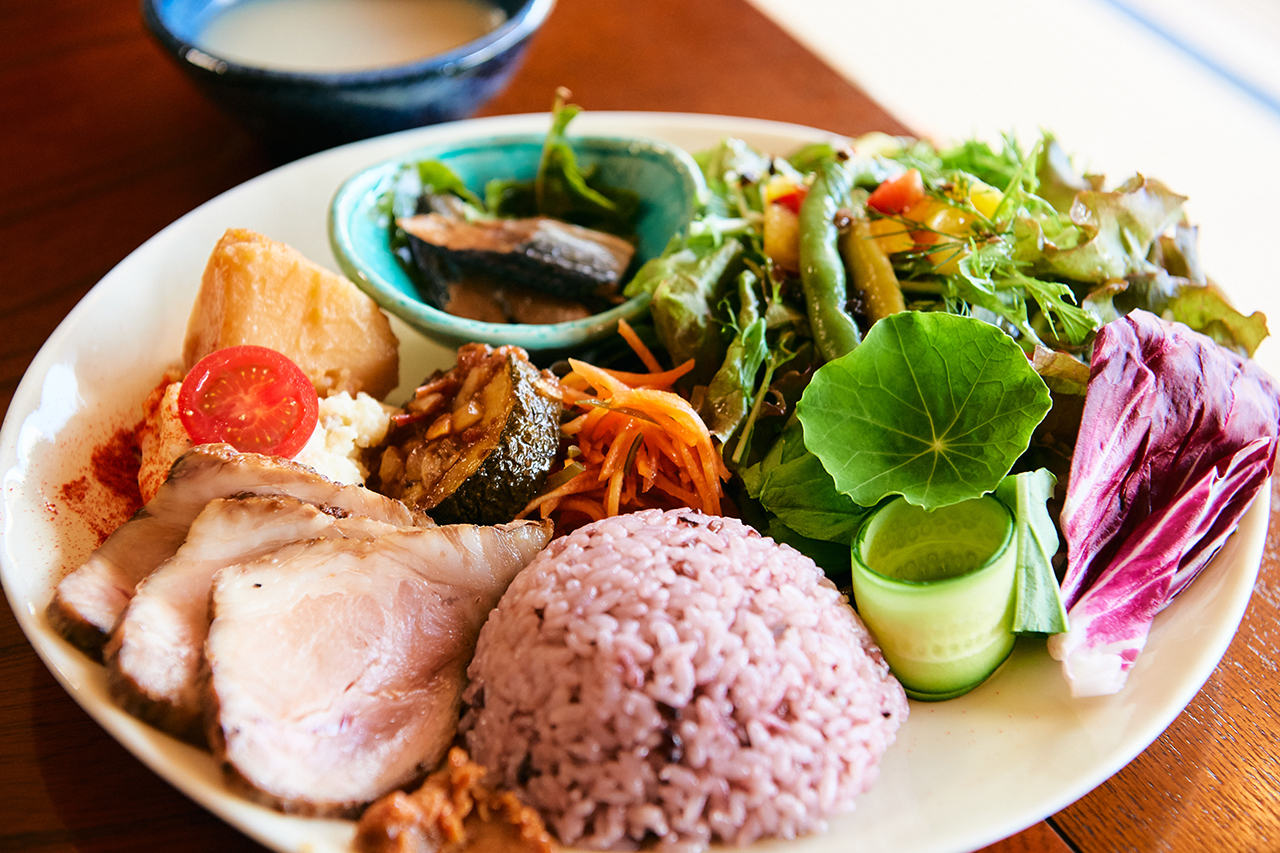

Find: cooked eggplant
<box><xmin>399</xmin><ymin>212</ymin><xmax>636</xmax><ymax>315</ymax></box>
<box><xmin>374</xmin><ymin>345</ymin><xmax>561</xmax><ymax>524</ymax></box>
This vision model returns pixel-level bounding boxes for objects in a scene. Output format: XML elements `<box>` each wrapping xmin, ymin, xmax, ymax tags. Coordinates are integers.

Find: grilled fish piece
<box><xmin>47</xmin><ymin>444</ymin><xmax>423</xmax><ymax>658</ymax></box>
<box><xmin>399</xmin><ymin>212</ymin><xmax>635</xmax><ymax>311</ymax></box>
<box><xmin>103</xmin><ymin>494</ymin><xmax>398</xmax><ymax>744</ymax></box>
<box><xmin>204</xmin><ymin>519</ymin><xmax>553</xmax><ymax>817</ymax></box>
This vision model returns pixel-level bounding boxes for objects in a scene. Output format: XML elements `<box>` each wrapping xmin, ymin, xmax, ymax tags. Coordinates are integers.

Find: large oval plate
<box><xmin>0</xmin><ymin>112</ymin><xmax>1268</xmax><ymax>853</ymax></box>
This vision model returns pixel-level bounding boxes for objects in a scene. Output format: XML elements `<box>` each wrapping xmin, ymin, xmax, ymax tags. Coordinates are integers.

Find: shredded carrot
<box><xmin>519</xmin><ymin>331</ymin><xmax>731</xmax><ymax>532</ymax></box>
<box><xmin>600</xmin><ymin>422</ymin><xmax>642</xmax><ymax>480</ymax></box>
<box><xmin>591</xmin><ymin>359</ymin><xmax>695</xmax><ymax>390</ymax></box>
<box><xmin>557</xmin><ymin>497</ymin><xmax>607</xmax><ymax>523</ymax></box>
<box><xmin>617</xmin><ymin>318</ymin><xmax>663</xmax><ymax>374</ymax></box>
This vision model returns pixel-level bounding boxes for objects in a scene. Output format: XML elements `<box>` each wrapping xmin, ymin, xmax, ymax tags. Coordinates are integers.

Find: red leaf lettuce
<box><xmin>1048</xmin><ymin>310</ymin><xmax>1279</xmax><ymax>696</ymax></box>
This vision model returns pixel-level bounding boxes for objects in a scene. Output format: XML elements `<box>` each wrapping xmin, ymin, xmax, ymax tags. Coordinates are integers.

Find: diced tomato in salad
<box><xmin>867</xmin><ymin>168</ymin><xmax>925</xmax><ymax>215</ymax></box>
<box><xmin>770</xmin><ymin>186</ymin><xmax>809</xmax><ymax>214</ymax></box>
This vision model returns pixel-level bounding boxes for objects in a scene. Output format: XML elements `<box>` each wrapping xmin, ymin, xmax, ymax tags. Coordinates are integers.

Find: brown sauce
<box><xmin>355</xmin><ymin>747</ymin><xmax>557</xmax><ymax>853</ymax></box>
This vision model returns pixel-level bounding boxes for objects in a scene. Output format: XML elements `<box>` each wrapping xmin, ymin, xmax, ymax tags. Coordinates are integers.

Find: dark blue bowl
<box><xmin>141</xmin><ymin>0</ymin><xmax>554</xmax><ymax>159</ymax></box>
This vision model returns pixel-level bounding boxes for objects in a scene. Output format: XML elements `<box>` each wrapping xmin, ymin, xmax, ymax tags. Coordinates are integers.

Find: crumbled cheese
<box><xmin>293</xmin><ymin>391</ymin><xmax>394</xmax><ymax>486</ymax></box>
<box><xmin>138</xmin><ymin>382</ymin><xmax>394</xmax><ymax>499</ymax></box>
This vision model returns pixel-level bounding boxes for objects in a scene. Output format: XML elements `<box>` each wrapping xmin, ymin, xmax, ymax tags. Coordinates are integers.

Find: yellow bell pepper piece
<box><xmin>869</xmin><ymin>216</ymin><xmax>915</xmax><ymax>255</ymax></box>
<box><xmin>923</xmin><ymin>206</ymin><xmax>979</xmax><ymax>275</ymax></box>
<box><xmin>763</xmin><ymin>202</ymin><xmax>801</xmax><ymax>272</ymax></box>
<box><xmin>763</xmin><ymin>174</ymin><xmax>803</xmax><ymax>205</ymax></box>
<box><xmin>967</xmin><ymin>180</ymin><xmax>1005</xmax><ymax>220</ymax></box>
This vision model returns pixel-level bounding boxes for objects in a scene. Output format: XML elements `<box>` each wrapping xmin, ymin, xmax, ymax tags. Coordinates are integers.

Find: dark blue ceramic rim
<box><xmin>140</xmin><ymin>0</ymin><xmax>554</xmax><ymax>87</ymax></box>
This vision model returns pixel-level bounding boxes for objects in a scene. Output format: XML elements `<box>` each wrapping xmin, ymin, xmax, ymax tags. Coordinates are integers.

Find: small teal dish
<box><xmin>329</xmin><ymin>132</ymin><xmax>705</xmax><ymax>353</ymax></box>
<box><xmin>141</xmin><ymin>0</ymin><xmax>554</xmax><ymax>159</ymax></box>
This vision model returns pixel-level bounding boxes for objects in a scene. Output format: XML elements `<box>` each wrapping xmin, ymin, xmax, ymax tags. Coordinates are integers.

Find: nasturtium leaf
<box><xmin>797</xmin><ymin>311</ymin><xmax>1053</xmax><ymax>510</ymax></box>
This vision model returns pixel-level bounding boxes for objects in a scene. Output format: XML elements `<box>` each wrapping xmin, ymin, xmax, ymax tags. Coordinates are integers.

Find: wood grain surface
<box><xmin>1055</xmin><ymin>478</ymin><xmax>1280</xmax><ymax>853</ymax></box>
<box><xmin>1</xmin><ymin>0</ymin><xmax>1275</xmax><ymax>852</ymax></box>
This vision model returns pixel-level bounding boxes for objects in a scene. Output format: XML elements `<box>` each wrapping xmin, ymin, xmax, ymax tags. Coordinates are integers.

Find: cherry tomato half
<box><xmin>867</xmin><ymin>168</ymin><xmax>925</xmax><ymax>216</ymax></box>
<box><xmin>178</xmin><ymin>345</ymin><xmax>319</xmax><ymax>458</ymax></box>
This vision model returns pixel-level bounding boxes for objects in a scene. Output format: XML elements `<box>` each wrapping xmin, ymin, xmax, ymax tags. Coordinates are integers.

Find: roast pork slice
<box><xmin>104</xmin><ymin>494</ymin><xmax>400</xmax><ymax>744</ymax></box>
<box><xmin>47</xmin><ymin>443</ymin><xmax>423</xmax><ymax>658</ymax></box>
<box><xmin>204</xmin><ymin>519</ymin><xmax>552</xmax><ymax>818</ymax></box>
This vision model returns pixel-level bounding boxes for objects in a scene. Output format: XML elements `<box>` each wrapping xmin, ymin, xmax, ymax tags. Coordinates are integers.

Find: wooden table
<box><xmin>2</xmin><ymin>1</ymin><xmax>1277</xmax><ymax>851</ymax></box>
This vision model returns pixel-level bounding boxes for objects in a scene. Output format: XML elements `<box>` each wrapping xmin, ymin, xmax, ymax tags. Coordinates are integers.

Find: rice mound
<box><xmin>461</xmin><ymin>508</ymin><xmax>908</xmax><ymax>851</ymax></box>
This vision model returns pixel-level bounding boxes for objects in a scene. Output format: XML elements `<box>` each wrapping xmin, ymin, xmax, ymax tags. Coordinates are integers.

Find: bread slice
<box><xmin>183</xmin><ymin>229</ymin><xmax>399</xmax><ymax>400</ymax></box>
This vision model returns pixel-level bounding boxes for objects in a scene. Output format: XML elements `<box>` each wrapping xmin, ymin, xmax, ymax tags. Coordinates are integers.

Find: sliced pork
<box><xmin>104</xmin><ymin>494</ymin><xmax>399</xmax><ymax>744</ymax></box>
<box><xmin>204</xmin><ymin>519</ymin><xmax>552</xmax><ymax>817</ymax></box>
<box><xmin>47</xmin><ymin>443</ymin><xmax>423</xmax><ymax>658</ymax></box>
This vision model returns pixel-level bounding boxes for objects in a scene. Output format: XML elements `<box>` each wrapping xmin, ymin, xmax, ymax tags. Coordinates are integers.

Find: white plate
<box><xmin>0</xmin><ymin>112</ymin><xmax>1267</xmax><ymax>853</ymax></box>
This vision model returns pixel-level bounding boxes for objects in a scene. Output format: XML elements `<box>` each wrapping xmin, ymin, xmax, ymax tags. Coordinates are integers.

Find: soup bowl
<box><xmin>141</xmin><ymin>0</ymin><xmax>555</xmax><ymax>158</ymax></box>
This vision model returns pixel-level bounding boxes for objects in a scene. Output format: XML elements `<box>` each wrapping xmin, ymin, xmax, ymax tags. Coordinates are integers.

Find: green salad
<box><xmin>616</xmin><ymin>126</ymin><xmax>1275</xmax><ymax>697</ymax></box>
<box><xmin>626</xmin><ymin>129</ymin><xmax>1260</xmax><ymax>519</ymax></box>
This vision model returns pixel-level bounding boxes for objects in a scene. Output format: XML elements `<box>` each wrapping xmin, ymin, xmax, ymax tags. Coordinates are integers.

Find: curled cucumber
<box><xmin>851</xmin><ymin>495</ymin><xmax>1017</xmax><ymax>701</ymax></box>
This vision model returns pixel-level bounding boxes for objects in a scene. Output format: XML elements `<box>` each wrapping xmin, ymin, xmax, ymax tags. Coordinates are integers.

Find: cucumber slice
<box><xmin>851</xmin><ymin>496</ymin><xmax>1017</xmax><ymax>701</ymax></box>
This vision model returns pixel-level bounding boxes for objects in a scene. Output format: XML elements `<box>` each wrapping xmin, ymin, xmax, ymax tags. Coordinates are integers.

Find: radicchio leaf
<box><xmin>1047</xmin><ymin>310</ymin><xmax>1280</xmax><ymax>696</ymax></box>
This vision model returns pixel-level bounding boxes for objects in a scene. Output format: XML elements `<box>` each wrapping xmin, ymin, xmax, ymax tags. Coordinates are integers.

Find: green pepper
<box><xmin>839</xmin><ymin>205</ymin><xmax>905</xmax><ymax>324</ymax></box>
<box><xmin>799</xmin><ymin>160</ymin><xmax>863</xmax><ymax>362</ymax></box>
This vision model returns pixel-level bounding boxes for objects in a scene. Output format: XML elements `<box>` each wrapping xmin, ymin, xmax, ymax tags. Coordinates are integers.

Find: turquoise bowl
<box><xmin>329</xmin><ymin>132</ymin><xmax>704</xmax><ymax>353</ymax></box>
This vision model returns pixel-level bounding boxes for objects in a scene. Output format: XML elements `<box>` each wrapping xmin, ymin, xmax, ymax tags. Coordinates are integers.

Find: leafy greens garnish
<box><xmin>415</xmin><ymin>161</ymin><xmax>484</xmax><ymax>209</ymax></box>
<box><xmin>994</xmin><ymin>468</ymin><xmax>1068</xmax><ymax>634</ymax></box>
<box><xmin>526</xmin><ymin>90</ymin><xmax>640</xmax><ymax>235</ymax></box>
<box><xmin>383</xmin><ymin>89</ymin><xmax>641</xmax><ymax>272</ymax></box>
<box><xmin>741</xmin><ymin>417</ymin><xmax>871</xmax><ymax>544</ymax></box>
<box><xmin>797</xmin><ymin>312</ymin><xmax>1052</xmax><ymax>510</ymax></box>
<box><xmin>1018</xmin><ymin>175</ymin><xmax>1187</xmax><ymax>283</ymax></box>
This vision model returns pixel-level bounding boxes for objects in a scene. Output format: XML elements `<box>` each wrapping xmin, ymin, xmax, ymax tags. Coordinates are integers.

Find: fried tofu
<box><xmin>183</xmin><ymin>229</ymin><xmax>399</xmax><ymax>400</ymax></box>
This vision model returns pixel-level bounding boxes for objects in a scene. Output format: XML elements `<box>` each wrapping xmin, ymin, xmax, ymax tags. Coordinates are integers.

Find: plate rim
<box><xmin>0</xmin><ymin>109</ymin><xmax>1267</xmax><ymax>853</ymax></box>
